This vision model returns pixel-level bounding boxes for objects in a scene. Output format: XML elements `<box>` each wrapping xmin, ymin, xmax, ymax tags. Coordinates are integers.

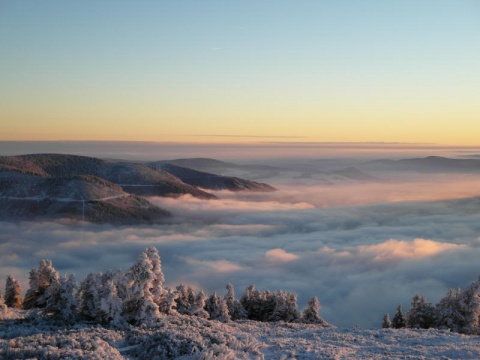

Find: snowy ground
<box><xmin>1</xmin><ymin>312</ymin><xmax>479</xmax><ymax>359</ymax></box>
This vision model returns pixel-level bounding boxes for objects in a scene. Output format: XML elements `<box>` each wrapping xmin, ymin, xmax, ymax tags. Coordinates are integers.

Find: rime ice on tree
<box><xmin>23</xmin><ymin>259</ymin><xmax>60</xmax><ymax>309</ymax></box>
<box><xmin>5</xmin><ymin>275</ymin><xmax>22</xmax><ymax>309</ymax></box>
<box><xmin>303</xmin><ymin>296</ymin><xmax>328</xmax><ymax>325</ymax></box>
<box><xmin>224</xmin><ymin>283</ymin><xmax>247</xmax><ymax>321</ymax></box>
<box><xmin>123</xmin><ymin>249</ymin><xmax>162</xmax><ymax>325</ymax></box>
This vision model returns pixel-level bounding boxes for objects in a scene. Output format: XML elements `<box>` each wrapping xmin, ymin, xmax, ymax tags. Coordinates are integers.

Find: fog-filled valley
<box><xmin>2</xmin><ymin>143</ymin><xmax>480</xmax><ymax>332</ymax></box>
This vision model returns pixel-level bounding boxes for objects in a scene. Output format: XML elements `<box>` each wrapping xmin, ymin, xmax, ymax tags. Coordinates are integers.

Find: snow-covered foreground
<box><xmin>1</xmin><ymin>313</ymin><xmax>479</xmax><ymax>359</ymax></box>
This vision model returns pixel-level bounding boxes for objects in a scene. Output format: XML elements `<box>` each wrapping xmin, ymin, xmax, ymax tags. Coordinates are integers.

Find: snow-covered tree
<box><xmin>406</xmin><ymin>294</ymin><xmax>435</xmax><ymax>329</ymax></box>
<box><xmin>205</xmin><ymin>292</ymin><xmax>230</xmax><ymax>322</ymax></box>
<box><xmin>302</xmin><ymin>296</ymin><xmax>328</xmax><ymax>325</ymax></box>
<box><xmin>4</xmin><ymin>275</ymin><xmax>22</xmax><ymax>308</ymax></box>
<box><xmin>78</xmin><ymin>273</ymin><xmax>100</xmax><ymax>321</ymax></box>
<box><xmin>44</xmin><ymin>274</ymin><xmax>78</xmax><ymax>323</ymax></box>
<box><xmin>224</xmin><ymin>283</ymin><xmax>247</xmax><ymax>320</ymax></box>
<box><xmin>435</xmin><ymin>288</ymin><xmax>463</xmax><ymax>332</ymax></box>
<box><xmin>191</xmin><ymin>290</ymin><xmax>209</xmax><ymax>319</ymax></box>
<box><xmin>123</xmin><ymin>249</ymin><xmax>161</xmax><ymax>325</ymax></box>
<box><xmin>215</xmin><ymin>298</ymin><xmax>231</xmax><ymax>323</ymax></box>
<box><xmin>241</xmin><ymin>285</ymin><xmax>264</xmax><ymax>321</ymax></box>
<box><xmin>242</xmin><ymin>286</ymin><xmax>303</xmax><ymax>322</ymax></box>
<box><xmin>175</xmin><ymin>284</ymin><xmax>196</xmax><ymax>315</ymax></box>
<box><xmin>159</xmin><ymin>288</ymin><xmax>179</xmax><ymax>315</ymax></box>
<box><xmin>98</xmin><ymin>274</ymin><xmax>123</xmax><ymax>326</ymax></box>
<box><xmin>78</xmin><ymin>270</ymin><xmax>125</xmax><ymax>325</ymax></box>
<box><xmin>382</xmin><ymin>313</ymin><xmax>392</xmax><ymax>328</ymax></box>
<box><xmin>456</xmin><ymin>277</ymin><xmax>480</xmax><ymax>334</ymax></box>
<box><xmin>0</xmin><ymin>291</ymin><xmax>7</xmax><ymax>315</ymax></box>
<box><xmin>205</xmin><ymin>292</ymin><xmax>220</xmax><ymax>319</ymax></box>
<box><xmin>145</xmin><ymin>247</ymin><xmax>166</xmax><ymax>305</ymax></box>
<box><xmin>23</xmin><ymin>259</ymin><xmax>60</xmax><ymax>309</ymax></box>
<box><xmin>270</xmin><ymin>290</ymin><xmax>300</xmax><ymax>322</ymax></box>
<box><xmin>392</xmin><ymin>304</ymin><xmax>406</xmax><ymax>329</ymax></box>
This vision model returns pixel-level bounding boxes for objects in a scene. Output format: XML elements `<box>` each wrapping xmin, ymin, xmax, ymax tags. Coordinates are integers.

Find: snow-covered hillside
<box><xmin>1</xmin><ymin>313</ymin><xmax>479</xmax><ymax>359</ymax></box>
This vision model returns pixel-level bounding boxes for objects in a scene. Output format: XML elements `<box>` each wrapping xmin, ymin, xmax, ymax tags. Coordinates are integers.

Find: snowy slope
<box><xmin>0</xmin><ymin>171</ymin><xmax>171</xmax><ymax>224</ymax></box>
<box><xmin>1</xmin><ymin>313</ymin><xmax>479</xmax><ymax>359</ymax></box>
<box><xmin>153</xmin><ymin>163</ymin><xmax>277</xmax><ymax>192</ymax></box>
<box><xmin>1</xmin><ymin>154</ymin><xmax>216</xmax><ymax>199</ymax></box>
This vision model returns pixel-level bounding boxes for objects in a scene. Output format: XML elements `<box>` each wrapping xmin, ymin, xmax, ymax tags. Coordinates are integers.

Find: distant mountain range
<box><xmin>151</xmin><ymin>162</ymin><xmax>276</xmax><ymax>192</ymax></box>
<box><xmin>361</xmin><ymin>156</ymin><xmax>480</xmax><ymax>173</ymax></box>
<box><xmin>0</xmin><ymin>154</ymin><xmax>276</xmax><ymax>223</ymax></box>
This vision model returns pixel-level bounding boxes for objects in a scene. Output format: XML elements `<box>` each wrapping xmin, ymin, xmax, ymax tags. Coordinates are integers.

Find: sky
<box><xmin>1</xmin><ymin>1</ymin><xmax>479</xmax><ymax>145</ymax></box>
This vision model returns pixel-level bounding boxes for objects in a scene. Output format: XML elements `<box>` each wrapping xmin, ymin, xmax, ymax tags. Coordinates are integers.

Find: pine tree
<box><xmin>145</xmin><ymin>247</ymin><xmax>166</xmax><ymax>305</ymax></box>
<box><xmin>382</xmin><ymin>313</ymin><xmax>392</xmax><ymax>328</ymax></box>
<box><xmin>175</xmin><ymin>284</ymin><xmax>196</xmax><ymax>315</ymax></box>
<box><xmin>98</xmin><ymin>273</ymin><xmax>123</xmax><ymax>326</ymax></box>
<box><xmin>205</xmin><ymin>292</ymin><xmax>231</xmax><ymax>322</ymax></box>
<box><xmin>45</xmin><ymin>274</ymin><xmax>78</xmax><ymax>323</ymax></box>
<box><xmin>241</xmin><ymin>285</ymin><xmax>263</xmax><ymax>320</ymax></box>
<box><xmin>269</xmin><ymin>290</ymin><xmax>300</xmax><ymax>322</ymax></box>
<box><xmin>392</xmin><ymin>304</ymin><xmax>406</xmax><ymax>329</ymax></box>
<box><xmin>23</xmin><ymin>259</ymin><xmax>60</xmax><ymax>309</ymax></box>
<box><xmin>0</xmin><ymin>291</ymin><xmax>7</xmax><ymax>314</ymax></box>
<box><xmin>78</xmin><ymin>273</ymin><xmax>100</xmax><ymax>321</ymax></box>
<box><xmin>122</xmin><ymin>249</ymin><xmax>161</xmax><ymax>325</ymax></box>
<box><xmin>205</xmin><ymin>292</ymin><xmax>220</xmax><ymax>319</ymax></box>
<box><xmin>159</xmin><ymin>288</ymin><xmax>179</xmax><ymax>316</ymax></box>
<box><xmin>435</xmin><ymin>288</ymin><xmax>463</xmax><ymax>332</ymax></box>
<box><xmin>215</xmin><ymin>298</ymin><xmax>231</xmax><ymax>323</ymax></box>
<box><xmin>5</xmin><ymin>275</ymin><xmax>22</xmax><ymax>308</ymax></box>
<box><xmin>191</xmin><ymin>290</ymin><xmax>209</xmax><ymax>319</ymax></box>
<box><xmin>303</xmin><ymin>296</ymin><xmax>328</xmax><ymax>325</ymax></box>
<box><xmin>457</xmin><ymin>276</ymin><xmax>480</xmax><ymax>334</ymax></box>
<box><xmin>406</xmin><ymin>294</ymin><xmax>435</xmax><ymax>329</ymax></box>
<box><xmin>224</xmin><ymin>283</ymin><xmax>247</xmax><ymax>321</ymax></box>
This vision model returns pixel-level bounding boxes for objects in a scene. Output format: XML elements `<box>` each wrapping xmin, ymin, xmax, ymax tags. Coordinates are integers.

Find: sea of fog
<box><xmin>2</xmin><ymin>141</ymin><xmax>480</xmax><ymax>328</ymax></box>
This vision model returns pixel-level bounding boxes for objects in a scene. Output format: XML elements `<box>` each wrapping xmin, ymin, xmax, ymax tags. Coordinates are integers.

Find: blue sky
<box><xmin>1</xmin><ymin>1</ymin><xmax>479</xmax><ymax>143</ymax></box>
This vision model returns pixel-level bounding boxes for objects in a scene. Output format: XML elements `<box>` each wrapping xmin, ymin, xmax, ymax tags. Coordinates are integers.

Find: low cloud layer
<box><xmin>209</xmin><ymin>174</ymin><xmax>480</xmax><ymax>209</ymax></box>
<box><xmin>1</xmin><ymin>183</ymin><xmax>480</xmax><ymax>327</ymax></box>
<box><xmin>3</xmin><ymin>158</ymin><xmax>480</xmax><ymax>328</ymax></box>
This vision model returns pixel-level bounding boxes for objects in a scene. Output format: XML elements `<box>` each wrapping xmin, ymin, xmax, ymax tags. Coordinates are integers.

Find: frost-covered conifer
<box><xmin>457</xmin><ymin>277</ymin><xmax>480</xmax><ymax>334</ymax></box>
<box><xmin>215</xmin><ymin>298</ymin><xmax>231</xmax><ymax>323</ymax></box>
<box><xmin>175</xmin><ymin>284</ymin><xmax>196</xmax><ymax>315</ymax></box>
<box><xmin>382</xmin><ymin>313</ymin><xmax>392</xmax><ymax>328</ymax></box>
<box><xmin>78</xmin><ymin>270</ymin><xmax>125</xmax><ymax>325</ymax></box>
<box><xmin>406</xmin><ymin>294</ymin><xmax>435</xmax><ymax>329</ymax></box>
<box><xmin>205</xmin><ymin>292</ymin><xmax>231</xmax><ymax>322</ymax></box>
<box><xmin>435</xmin><ymin>288</ymin><xmax>463</xmax><ymax>332</ymax></box>
<box><xmin>5</xmin><ymin>275</ymin><xmax>22</xmax><ymax>308</ymax></box>
<box><xmin>205</xmin><ymin>292</ymin><xmax>220</xmax><ymax>319</ymax></box>
<box><xmin>241</xmin><ymin>285</ymin><xmax>262</xmax><ymax>320</ymax></box>
<box><xmin>191</xmin><ymin>290</ymin><xmax>209</xmax><ymax>319</ymax></box>
<box><xmin>145</xmin><ymin>247</ymin><xmax>166</xmax><ymax>305</ymax></box>
<box><xmin>78</xmin><ymin>273</ymin><xmax>100</xmax><ymax>321</ymax></box>
<box><xmin>45</xmin><ymin>274</ymin><xmax>78</xmax><ymax>323</ymax></box>
<box><xmin>270</xmin><ymin>290</ymin><xmax>300</xmax><ymax>322</ymax></box>
<box><xmin>302</xmin><ymin>296</ymin><xmax>328</xmax><ymax>325</ymax></box>
<box><xmin>0</xmin><ymin>291</ymin><xmax>7</xmax><ymax>314</ymax></box>
<box><xmin>224</xmin><ymin>283</ymin><xmax>247</xmax><ymax>321</ymax></box>
<box><xmin>159</xmin><ymin>288</ymin><xmax>179</xmax><ymax>315</ymax></box>
<box><xmin>392</xmin><ymin>304</ymin><xmax>406</xmax><ymax>329</ymax></box>
<box><xmin>123</xmin><ymin>249</ymin><xmax>161</xmax><ymax>324</ymax></box>
<box><xmin>98</xmin><ymin>274</ymin><xmax>123</xmax><ymax>326</ymax></box>
<box><xmin>23</xmin><ymin>259</ymin><xmax>60</xmax><ymax>309</ymax></box>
